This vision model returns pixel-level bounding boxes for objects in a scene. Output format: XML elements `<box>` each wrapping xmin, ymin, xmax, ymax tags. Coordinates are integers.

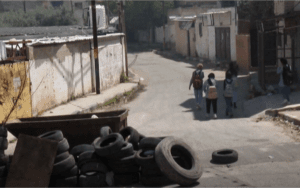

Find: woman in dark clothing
<box><xmin>226</xmin><ymin>62</ymin><xmax>238</xmax><ymax>108</ymax></box>
<box><xmin>203</xmin><ymin>73</ymin><xmax>218</xmax><ymax>119</ymax></box>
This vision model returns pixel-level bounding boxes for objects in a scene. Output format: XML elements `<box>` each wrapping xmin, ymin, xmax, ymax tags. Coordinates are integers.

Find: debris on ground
<box><xmin>5</xmin><ymin>125</ymin><xmax>203</xmax><ymax>187</ymax></box>
<box><xmin>268</xmin><ymin>155</ymin><xmax>274</xmax><ymax>159</ymax></box>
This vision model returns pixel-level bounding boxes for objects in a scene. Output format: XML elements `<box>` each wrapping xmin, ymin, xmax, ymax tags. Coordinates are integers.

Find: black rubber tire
<box><xmin>38</xmin><ymin>130</ymin><xmax>64</xmax><ymax>141</ymax></box>
<box><xmin>0</xmin><ymin>177</ymin><xmax>6</xmax><ymax>187</ymax></box>
<box><xmin>212</xmin><ymin>149</ymin><xmax>238</xmax><ymax>164</ymax></box>
<box><xmin>140</xmin><ymin>175</ymin><xmax>173</xmax><ymax>186</ymax></box>
<box><xmin>135</xmin><ymin>149</ymin><xmax>157</xmax><ymax>169</ymax></box>
<box><xmin>110</xmin><ymin>164</ymin><xmax>140</xmax><ymax>174</ymax></box>
<box><xmin>54</xmin><ymin>176</ymin><xmax>77</xmax><ymax>187</ymax></box>
<box><xmin>141</xmin><ymin>166</ymin><xmax>162</xmax><ymax>176</ymax></box>
<box><xmin>79</xmin><ymin>173</ymin><xmax>107</xmax><ymax>187</ymax></box>
<box><xmin>55</xmin><ymin>151</ymin><xmax>70</xmax><ymax>164</ymax></box>
<box><xmin>57</xmin><ymin>138</ymin><xmax>70</xmax><ymax>155</ymax></box>
<box><xmin>114</xmin><ymin>172</ymin><xmax>139</xmax><ymax>186</ymax></box>
<box><xmin>0</xmin><ymin>127</ymin><xmax>7</xmax><ymax>137</ymax></box>
<box><xmin>108</xmin><ymin>151</ymin><xmax>136</xmax><ymax>166</ymax></box>
<box><xmin>94</xmin><ymin>133</ymin><xmax>125</xmax><ymax>157</ymax></box>
<box><xmin>0</xmin><ymin>155</ymin><xmax>9</xmax><ymax>166</ymax></box>
<box><xmin>139</xmin><ymin>134</ymin><xmax>146</xmax><ymax>142</ymax></box>
<box><xmin>139</xmin><ymin>137</ymin><xmax>162</xmax><ymax>150</ymax></box>
<box><xmin>77</xmin><ymin>151</ymin><xmax>102</xmax><ymax>167</ymax></box>
<box><xmin>119</xmin><ymin>127</ymin><xmax>140</xmax><ymax>150</ymax></box>
<box><xmin>56</xmin><ymin>165</ymin><xmax>78</xmax><ymax>178</ymax></box>
<box><xmin>0</xmin><ymin>165</ymin><xmax>7</xmax><ymax>177</ymax></box>
<box><xmin>155</xmin><ymin>136</ymin><xmax>203</xmax><ymax>186</ymax></box>
<box><xmin>52</xmin><ymin>155</ymin><xmax>76</xmax><ymax>176</ymax></box>
<box><xmin>106</xmin><ymin>142</ymin><xmax>134</xmax><ymax>160</ymax></box>
<box><xmin>80</xmin><ymin>161</ymin><xmax>108</xmax><ymax>174</ymax></box>
<box><xmin>91</xmin><ymin>137</ymin><xmax>101</xmax><ymax>148</ymax></box>
<box><xmin>0</xmin><ymin>138</ymin><xmax>8</xmax><ymax>150</ymax></box>
<box><xmin>100</xmin><ymin>126</ymin><xmax>112</xmax><ymax>138</ymax></box>
<box><xmin>70</xmin><ymin>144</ymin><xmax>94</xmax><ymax>161</ymax></box>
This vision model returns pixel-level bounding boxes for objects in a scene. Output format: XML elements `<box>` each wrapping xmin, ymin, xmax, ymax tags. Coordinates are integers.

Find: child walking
<box><xmin>203</xmin><ymin>73</ymin><xmax>218</xmax><ymax>119</ymax></box>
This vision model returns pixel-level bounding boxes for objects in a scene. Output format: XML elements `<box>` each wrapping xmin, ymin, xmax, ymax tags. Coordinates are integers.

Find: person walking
<box><xmin>189</xmin><ymin>63</ymin><xmax>204</xmax><ymax>109</ymax></box>
<box><xmin>277</xmin><ymin>58</ymin><xmax>293</xmax><ymax>106</ymax></box>
<box><xmin>203</xmin><ymin>73</ymin><xmax>218</xmax><ymax>119</ymax></box>
<box><xmin>223</xmin><ymin>72</ymin><xmax>235</xmax><ymax>118</ymax></box>
<box><xmin>226</xmin><ymin>62</ymin><xmax>238</xmax><ymax>108</ymax></box>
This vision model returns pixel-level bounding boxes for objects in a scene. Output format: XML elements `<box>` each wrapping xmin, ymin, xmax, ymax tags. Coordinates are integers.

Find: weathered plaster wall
<box><xmin>175</xmin><ymin>21</ymin><xmax>188</xmax><ymax>56</ymax></box>
<box><xmin>208</xmin><ymin>26</ymin><xmax>216</xmax><ymax>60</ymax></box>
<box><xmin>28</xmin><ymin>35</ymin><xmax>124</xmax><ymax>116</ymax></box>
<box><xmin>189</xmin><ymin>28</ymin><xmax>197</xmax><ymax>57</ymax></box>
<box><xmin>195</xmin><ymin>17</ymin><xmax>209</xmax><ymax>58</ymax></box>
<box><xmin>236</xmin><ymin>35</ymin><xmax>251</xmax><ymax>74</ymax></box>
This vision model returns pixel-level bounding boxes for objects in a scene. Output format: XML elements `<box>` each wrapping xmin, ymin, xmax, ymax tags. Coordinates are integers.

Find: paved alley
<box><xmin>97</xmin><ymin>51</ymin><xmax>300</xmax><ymax>187</ymax></box>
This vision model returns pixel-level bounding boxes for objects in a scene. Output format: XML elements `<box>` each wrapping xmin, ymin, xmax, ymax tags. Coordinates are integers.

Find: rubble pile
<box><xmin>29</xmin><ymin>125</ymin><xmax>203</xmax><ymax>187</ymax></box>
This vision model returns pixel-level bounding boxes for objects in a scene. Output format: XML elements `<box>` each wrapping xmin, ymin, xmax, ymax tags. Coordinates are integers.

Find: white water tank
<box><xmin>89</xmin><ymin>5</ymin><xmax>106</xmax><ymax>29</ymax></box>
<box><xmin>0</xmin><ymin>41</ymin><xmax>7</xmax><ymax>61</ymax></box>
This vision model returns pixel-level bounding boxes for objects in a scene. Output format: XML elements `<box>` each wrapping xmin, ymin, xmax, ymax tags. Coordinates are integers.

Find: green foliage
<box><xmin>120</xmin><ymin>72</ymin><xmax>129</xmax><ymax>83</ymax></box>
<box><xmin>238</xmin><ymin>1</ymin><xmax>274</xmax><ymax>21</ymax></box>
<box><xmin>0</xmin><ymin>4</ymin><xmax>78</xmax><ymax>27</ymax></box>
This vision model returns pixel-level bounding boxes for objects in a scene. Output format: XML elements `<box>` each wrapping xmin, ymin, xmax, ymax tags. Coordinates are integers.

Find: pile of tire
<box><xmin>136</xmin><ymin>137</ymin><xmax>172</xmax><ymax>186</ymax></box>
<box><xmin>0</xmin><ymin>126</ymin><xmax>9</xmax><ymax>187</ymax></box>
<box><xmin>93</xmin><ymin>126</ymin><xmax>143</xmax><ymax>186</ymax></box>
<box><xmin>38</xmin><ymin>130</ymin><xmax>78</xmax><ymax>187</ymax></box>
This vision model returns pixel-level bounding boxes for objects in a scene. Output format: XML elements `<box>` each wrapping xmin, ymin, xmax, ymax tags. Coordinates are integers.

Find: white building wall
<box><xmin>28</xmin><ymin>35</ymin><xmax>125</xmax><ymax>116</ymax></box>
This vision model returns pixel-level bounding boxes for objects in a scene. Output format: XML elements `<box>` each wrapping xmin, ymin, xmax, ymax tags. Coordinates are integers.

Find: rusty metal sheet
<box><xmin>5</xmin><ymin>134</ymin><xmax>58</xmax><ymax>187</ymax></box>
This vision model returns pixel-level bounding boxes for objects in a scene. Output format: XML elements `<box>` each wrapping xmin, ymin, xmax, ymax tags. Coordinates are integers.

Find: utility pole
<box><xmin>162</xmin><ymin>1</ymin><xmax>165</xmax><ymax>51</ymax></box>
<box><xmin>23</xmin><ymin>0</ymin><xmax>26</xmax><ymax>13</ymax></box>
<box><xmin>119</xmin><ymin>1</ymin><xmax>129</xmax><ymax>77</ymax></box>
<box><xmin>92</xmin><ymin>0</ymin><xmax>101</xmax><ymax>94</ymax></box>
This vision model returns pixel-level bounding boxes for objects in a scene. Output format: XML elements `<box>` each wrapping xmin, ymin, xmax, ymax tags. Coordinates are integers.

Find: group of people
<box><xmin>189</xmin><ymin>62</ymin><xmax>238</xmax><ymax>119</ymax></box>
<box><xmin>189</xmin><ymin>57</ymin><xmax>294</xmax><ymax>120</ymax></box>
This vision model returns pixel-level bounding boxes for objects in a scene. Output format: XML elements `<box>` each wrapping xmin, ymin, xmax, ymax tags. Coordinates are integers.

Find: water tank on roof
<box><xmin>89</xmin><ymin>5</ymin><xmax>107</xmax><ymax>29</ymax></box>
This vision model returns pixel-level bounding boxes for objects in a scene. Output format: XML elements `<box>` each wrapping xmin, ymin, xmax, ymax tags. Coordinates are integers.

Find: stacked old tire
<box><xmin>93</xmin><ymin>126</ymin><xmax>141</xmax><ymax>186</ymax></box>
<box><xmin>38</xmin><ymin>130</ymin><xmax>78</xmax><ymax>187</ymax></box>
<box><xmin>0</xmin><ymin>126</ymin><xmax>9</xmax><ymax>186</ymax></box>
<box><xmin>137</xmin><ymin>137</ymin><xmax>172</xmax><ymax>186</ymax></box>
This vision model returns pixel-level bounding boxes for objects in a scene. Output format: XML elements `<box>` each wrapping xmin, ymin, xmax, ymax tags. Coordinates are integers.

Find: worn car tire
<box><xmin>110</xmin><ymin>163</ymin><xmax>140</xmax><ymax>174</ymax></box>
<box><xmin>0</xmin><ymin>138</ymin><xmax>8</xmax><ymax>150</ymax></box>
<box><xmin>78</xmin><ymin>151</ymin><xmax>103</xmax><ymax>168</ymax></box>
<box><xmin>140</xmin><ymin>175</ymin><xmax>173</xmax><ymax>186</ymax></box>
<box><xmin>135</xmin><ymin>149</ymin><xmax>157</xmax><ymax>169</ymax></box>
<box><xmin>60</xmin><ymin>165</ymin><xmax>78</xmax><ymax>177</ymax></box>
<box><xmin>119</xmin><ymin>127</ymin><xmax>140</xmax><ymax>150</ymax></box>
<box><xmin>141</xmin><ymin>166</ymin><xmax>162</xmax><ymax>176</ymax></box>
<box><xmin>106</xmin><ymin>142</ymin><xmax>134</xmax><ymax>160</ymax></box>
<box><xmin>0</xmin><ymin>177</ymin><xmax>6</xmax><ymax>187</ymax></box>
<box><xmin>0</xmin><ymin>127</ymin><xmax>7</xmax><ymax>137</ymax></box>
<box><xmin>38</xmin><ymin>130</ymin><xmax>64</xmax><ymax>141</ymax></box>
<box><xmin>55</xmin><ymin>151</ymin><xmax>70</xmax><ymax>164</ymax></box>
<box><xmin>0</xmin><ymin>165</ymin><xmax>7</xmax><ymax>177</ymax></box>
<box><xmin>80</xmin><ymin>161</ymin><xmax>108</xmax><ymax>174</ymax></box>
<box><xmin>139</xmin><ymin>137</ymin><xmax>162</xmax><ymax>150</ymax></box>
<box><xmin>100</xmin><ymin>126</ymin><xmax>112</xmax><ymax>138</ymax></box>
<box><xmin>57</xmin><ymin>138</ymin><xmax>70</xmax><ymax>155</ymax></box>
<box><xmin>94</xmin><ymin>133</ymin><xmax>125</xmax><ymax>157</ymax></box>
<box><xmin>79</xmin><ymin>173</ymin><xmax>107</xmax><ymax>187</ymax></box>
<box><xmin>0</xmin><ymin>155</ymin><xmax>8</xmax><ymax>166</ymax></box>
<box><xmin>108</xmin><ymin>151</ymin><xmax>136</xmax><ymax>166</ymax></box>
<box><xmin>52</xmin><ymin>155</ymin><xmax>76</xmax><ymax>176</ymax></box>
<box><xmin>114</xmin><ymin>172</ymin><xmax>139</xmax><ymax>186</ymax></box>
<box><xmin>91</xmin><ymin>137</ymin><xmax>101</xmax><ymax>148</ymax></box>
<box><xmin>70</xmin><ymin>144</ymin><xmax>94</xmax><ymax>161</ymax></box>
<box><xmin>212</xmin><ymin>149</ymin><xmax>238</xmax><ymax>164</ymax></box>
<box><xmin>155</xmin><ymin>136</ymin><xmax>203</xmax><ymax>186</ymax></box>
<box><xmin>54</xmin><ymin>176</ymin><xmax>77</xmax><ymax>187</ymax></box>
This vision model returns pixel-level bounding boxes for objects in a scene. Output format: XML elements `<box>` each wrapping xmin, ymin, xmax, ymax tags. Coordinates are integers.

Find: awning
<box><xmin>169</xmin><ymin>15</ymin><xmax>196</xmax><ymax>22</ymax></box>
<box><xmin>197</xmin><ymin>10</ymin><xmax>230</xmax><ymax>17</ymax></box>
<box><xmin>179</xmin><ymin>21</ymin><xmax>194</xmax><ymax>30</ymax></box>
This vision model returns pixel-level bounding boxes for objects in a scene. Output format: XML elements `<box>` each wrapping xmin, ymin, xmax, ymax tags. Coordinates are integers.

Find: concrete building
<box><xmin>0</xmin><ymin>0</ymin><xmax>91</xmax><ymax>27</ymax></box>
<box><xmin>257</xmin><ymin>1</ymin><xmax>300</xmax><ymax>88</ymax></box>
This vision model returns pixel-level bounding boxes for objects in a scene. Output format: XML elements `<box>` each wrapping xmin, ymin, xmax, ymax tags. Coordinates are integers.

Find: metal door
<box><xmin>215</xmin><ymin>27</ymin><xmax>231</xmax><ymax>61</ymax></box>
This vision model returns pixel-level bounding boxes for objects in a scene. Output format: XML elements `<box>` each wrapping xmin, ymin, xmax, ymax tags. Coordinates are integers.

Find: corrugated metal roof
<box><xmin>169</xmin><ymin>15</ymin><xmax>196</xmax><ymax>21</ymax></box>
<box><xmin>26</xmin><ymin>33</ymin><xmax>124</xmax><ymax>46</ymax></box>
<box><xmin>198</xmin><ymin>10</ymin><xmax>230</xmax><ymax>17</ymax></box>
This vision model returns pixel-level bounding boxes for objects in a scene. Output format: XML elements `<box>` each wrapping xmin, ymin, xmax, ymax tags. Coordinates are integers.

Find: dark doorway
<box><xmin>187</xmin><ymin>30</ymin><xmax>191</xmax><ymax>57</ymax></box>
<box><xmin>250</xmin><ymin>29</ymin><xmax>258</xmax><ymax>67</ymax></box>
<box><xmin>264</xmin><ymin>32</ymin><xmax>277</xmax><ymax>66</ymax></box>
<box><xmin>215</xmin><ymin>27</ymin><xmax>231</xmax><ymax>61</ymax></box>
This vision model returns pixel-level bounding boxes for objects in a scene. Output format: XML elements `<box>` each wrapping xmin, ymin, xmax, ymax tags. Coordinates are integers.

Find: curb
<box><xmin>277</xmin><ymin>112</ymin><xmax>300</xmax><ymax>126</ymax></box>
<box><xmin>69</xmin><ymin>84</ymin><xmax>140</xmax><ymax>115</ymax></box>
<box><xmin>265</xmin><ymin>105</ymin><xmax>300</xmax><ymax>126</ymax></box>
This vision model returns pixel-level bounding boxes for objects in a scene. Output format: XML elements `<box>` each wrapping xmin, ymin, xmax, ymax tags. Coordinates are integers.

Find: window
<box><xmin>75</xmin><ymin>3</ymin><xmax>83</xmax><ymax>9</ymax></box>
<box><xmin>199</xmin><ymin>24</ymin><xmax>203</xmax><ymax>37</ymax></box>
<box><xmin>51</xmin><ymin>1</ymin><xmax>63</xmax><ymax>7</ymax></box>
